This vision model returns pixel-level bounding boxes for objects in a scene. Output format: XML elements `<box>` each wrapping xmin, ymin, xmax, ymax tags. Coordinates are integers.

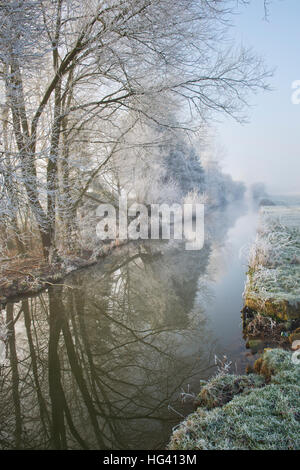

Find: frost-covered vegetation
<box><xmin>0</xmin><ymin>0</ymin><xmax>268</xmax><ymax>263</ymax></box>
<box><xmin>195</xmin><ymin>373</ymin><xmax>265</xmax><ymax>410</ymax></box>
<box><xmin>244</xmin><ymin>207</ymin><xmax>300</xmax><ymax>320</ymax></box>
<box><xmin>168</xmin><ymin>349</ymin><xmax>300</xmax><ymax>450</ymax></box>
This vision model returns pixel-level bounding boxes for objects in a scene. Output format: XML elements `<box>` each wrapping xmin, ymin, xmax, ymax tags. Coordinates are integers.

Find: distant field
<box><xmin>269</xmin><ymin>194</ymin><xmax>300</xmax><ymax>206</ymax></box>
<box><xmin>262</xmin><ymin>205</ymin><xmax>300</xmax><ymax>227</ymax></box>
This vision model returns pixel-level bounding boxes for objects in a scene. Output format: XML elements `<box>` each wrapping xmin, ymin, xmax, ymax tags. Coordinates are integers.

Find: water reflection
<box><xmin>0</xmin><ymin>202</ymin><xmax>250</xmax><ymax>450</ymax></box>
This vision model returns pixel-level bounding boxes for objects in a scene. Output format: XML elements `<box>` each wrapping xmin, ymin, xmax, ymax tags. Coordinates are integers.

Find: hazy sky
<box><xmin>217</xmin><ymin>0</ymin><xmax>300</xmax><ymax>195</ymax></box>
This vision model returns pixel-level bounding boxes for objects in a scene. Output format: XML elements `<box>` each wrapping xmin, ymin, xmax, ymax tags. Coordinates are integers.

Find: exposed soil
<box><xmin>0</xmin><ymin>240</ymin><xmax>127</xmax><ymax>307</ymax></box>
<box><xmin>242</xmin><ymin>305</ymin><xmax>300</xmax><ymax>355</ymax></box>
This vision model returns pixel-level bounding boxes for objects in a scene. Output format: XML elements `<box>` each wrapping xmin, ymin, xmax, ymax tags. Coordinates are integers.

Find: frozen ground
<box><xmin>244</xmin><ymin>206</ymin><xmax>300</xmax><ymax>320</ymax></box>
<box><xmin>168</xmin><ymin>349</ymin><xmax>300</xmax><ymax>450</ymax></box>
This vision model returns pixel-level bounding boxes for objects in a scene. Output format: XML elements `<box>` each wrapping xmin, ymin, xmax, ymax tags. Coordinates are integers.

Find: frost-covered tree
<box><xmin>0</xmin><ymin>0</ymin><xmax>270</xmax><ymax>260</ymax></box>
<box><xmin>163</xmin><ymin>143</ymin><xmax>205</xmax><ymax>198</ymax></box>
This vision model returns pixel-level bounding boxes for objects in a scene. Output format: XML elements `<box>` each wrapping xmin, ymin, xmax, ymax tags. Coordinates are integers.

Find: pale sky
<box><xmin>217</xmin><ymin>0</ymin><xmax>300</xmax><ymax>195</ymax></box>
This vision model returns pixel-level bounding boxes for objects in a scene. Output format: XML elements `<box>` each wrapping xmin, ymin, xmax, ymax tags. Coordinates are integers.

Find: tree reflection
<box><xmin>0</xmin><ymin>204</ymin><xmax>246</xmax><ymax>449</ymax></box>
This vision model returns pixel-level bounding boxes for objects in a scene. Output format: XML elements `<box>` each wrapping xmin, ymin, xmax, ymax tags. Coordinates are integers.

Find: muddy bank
<box><xmin>0</xmin><ymin>240</ymin><xmax>128</xmax><ymax>308</ymax></box>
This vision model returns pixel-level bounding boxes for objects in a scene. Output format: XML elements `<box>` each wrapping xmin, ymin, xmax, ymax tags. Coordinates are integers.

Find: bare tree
<box><xmin>0</xmin><ymin>0</ymin><xmax>270</xmax><ymax>259</ymax></box>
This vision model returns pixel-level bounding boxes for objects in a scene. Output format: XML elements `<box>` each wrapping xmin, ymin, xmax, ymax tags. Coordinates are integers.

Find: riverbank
<box><xmin>244</xmin><ymin>206</ymin><xmax>300</xmax><ymax>321</ymax></box>
<box><xmin>243</xmin><ymin>206</ymin><xmax>300</xmax><ymax>352</ymax></box>
<box><xmin>168</xmin><ymin>348</ymin><xmax>300</xmax><ymax>450</ymax></box>
<box><xmin>168</xmin><ymin>206</ymin><xmax>300</xmax><ymax>450</ymax></box>
<box><xmin>0</xmin><ymin>240</ymin><xmax>128</xmax><ymax>307</ymax></box>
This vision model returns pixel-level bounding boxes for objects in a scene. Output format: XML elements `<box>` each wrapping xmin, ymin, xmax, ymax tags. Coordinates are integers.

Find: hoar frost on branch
<box><xmin>0</xmin><ymin>0</ymin><xmax>271</xmax><ymax>260</ymax></box>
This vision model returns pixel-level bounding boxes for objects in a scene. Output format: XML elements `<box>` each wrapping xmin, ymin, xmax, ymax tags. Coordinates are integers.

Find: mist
<box><xmin>217</xmin><ymin>0</ymin><xmax>300</xmax><ymax>195</ymax></box>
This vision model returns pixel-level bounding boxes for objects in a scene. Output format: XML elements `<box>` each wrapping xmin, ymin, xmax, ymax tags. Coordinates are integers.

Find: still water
<box><xmin>0</xmin><ymin>201</ymin><xmax>259</xmax><ymax>450</ymax></box>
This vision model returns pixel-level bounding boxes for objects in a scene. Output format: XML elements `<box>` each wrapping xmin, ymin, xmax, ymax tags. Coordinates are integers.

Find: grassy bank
<box><xmin>168</xmin><ymin>349</ymin><xmax>300</xmax><ymax>450</ymax></box>
<box><xmin>244</xmin><ymin>206</ymin><xmax>300</xmax><ymax>321</ymax></box>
